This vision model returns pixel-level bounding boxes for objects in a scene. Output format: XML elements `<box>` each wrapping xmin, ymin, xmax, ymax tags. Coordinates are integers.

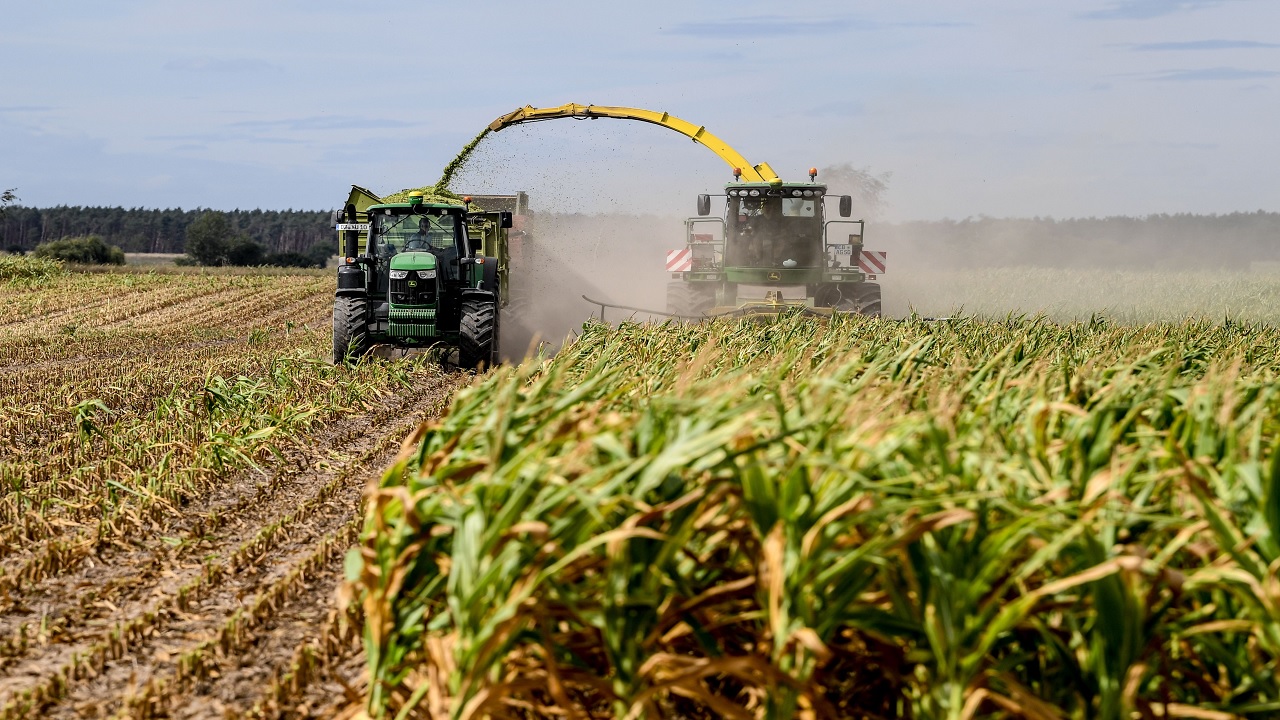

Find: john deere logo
<box><xmin>768</xmin><ymin>272</ymin><xmax>780</xmax><ymax>281</ymax></box>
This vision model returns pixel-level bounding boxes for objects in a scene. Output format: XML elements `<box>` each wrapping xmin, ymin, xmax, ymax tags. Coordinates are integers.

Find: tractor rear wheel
<box><xmin>332</xmin><ymin>296</ymin><xmax>370</xmax><ymax>364</ymax></box>
<box><xmin>459</xmin><ymin>298</ymin><xmax>499</xmax><ymax>370</ymax></box>
<box><xmin>666</xmin><ymin>282</ymin><xmax>715</xmax><ymax>318</ymax></box>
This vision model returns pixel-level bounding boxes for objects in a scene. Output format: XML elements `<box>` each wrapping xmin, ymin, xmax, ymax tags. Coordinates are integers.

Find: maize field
<box><xmin>8</xmin><ymin>257</ymin><xmax>1280</xmax><ymax>720</ymax></box>
<box><xmin>0</xmin><ymin>263</ymin><xmax>466</xmax><ymax>718</ymax></box>
<box><xmin>353</xmin><ymin>312</ymin><xmax>1280</xmax><ymax>720</ymax></box>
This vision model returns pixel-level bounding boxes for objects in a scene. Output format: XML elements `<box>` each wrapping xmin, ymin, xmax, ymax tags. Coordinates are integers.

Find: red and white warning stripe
<box><xmin>858</xmin><ymin>250</ymin><xmax>887</xmax><ymax>274</ymax></box>
<box><xmin>666</xmin><ymin>248</ymin><xmax>693</xmax><ymax>272</ymax></box>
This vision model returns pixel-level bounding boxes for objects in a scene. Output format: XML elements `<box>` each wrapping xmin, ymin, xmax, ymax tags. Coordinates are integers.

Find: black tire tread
<box><xmin>459</xmin><ymin>298</ymin><xmax>498</xmax><ymax>370</ymax></box>
<box><xmin>853</xmin><ymin>283</ymin><xmax>882</xmax><ymax>318</ymax></box>
<box><xmin>666</xmin><ymin>282</ymin><xmax>715</xmax><ymax>318</ymax></box>
<box><xmin>332</xmin><ymin>296</ymin><xmax>369</xmax><ymax>364</ymax></box>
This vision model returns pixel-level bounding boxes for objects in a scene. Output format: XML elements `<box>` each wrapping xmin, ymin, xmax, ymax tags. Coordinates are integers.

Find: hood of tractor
<box><xmin>389</xmin><ymin>252</ymin><xmax>438</xmax><ymax>271</ymax></box>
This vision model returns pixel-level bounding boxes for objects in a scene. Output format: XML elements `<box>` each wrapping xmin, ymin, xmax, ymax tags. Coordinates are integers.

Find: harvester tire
<box><xmin>822</xmin><ymin>283</ymin><xmax>882</xmax><ymax>317</ymax></box>
<box><xmin>666</xmin><ymin>282</ymin><xmax>714</xmax><ymax>318</ymax></box>
<box><xmin>332</xmin><ymin>297</ymin><xmax>370</xmax><ymax>364</ymax></box>
<box><xmin>459</xmin><ymin>298</ymin><xmax>499</xmax><ymax>370</ymax></box>
<box><xmin>851</xmin><ymin>282</ymin><xmax>882</xmax><ymax>317</ymax></box>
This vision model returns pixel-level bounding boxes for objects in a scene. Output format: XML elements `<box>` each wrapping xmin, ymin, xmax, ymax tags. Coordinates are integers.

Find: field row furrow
<box><xmin>0</xmin><ymin>282</ymin><xmax>244</xmax><ymax>336</ymax></box>
<box><xmin>0</xmin><ymin>368</ymin><xmax>450</xmax><ymax>620</ymax></box>
<box><xmin>0</xmin><ymin>362</ymin><xmax>458</xmax><ymax>715</ymax></box>
<box><xmin>112</xmin><ymin>281</ymin><xmax>328</xmax><ymax>333</ymax></box>
<box><xmin>104</xmin><ymin>520</ymin><xmax>362</xmax><ymax>720</ymax></box>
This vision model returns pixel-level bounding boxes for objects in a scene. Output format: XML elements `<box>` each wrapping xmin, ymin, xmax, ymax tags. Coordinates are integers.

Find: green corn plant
<box><xmin>351</xmin><ymin>313</ymin><xmax>1280</xmax><ymax>719</ymax></box>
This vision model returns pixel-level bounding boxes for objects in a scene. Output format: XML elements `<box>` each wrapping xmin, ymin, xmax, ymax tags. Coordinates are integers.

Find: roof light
<box><xmin>809</xmin><ymin>167</ymin><xmax>818</xmax><ymax>180</ymax></box>
<box><xmin>792</xmin><ymin>189</ymin><xmax>802</xmax><ymax>197</ymax></box>
<box><xmin>749</xmin><ymin>189</ymin><xmax>761</xmax><ymax>197</ymax></box>
<box><xmin>733</xmin><ymin>168</ymin><xmax>742</xmax><ymax>180</ymax></box>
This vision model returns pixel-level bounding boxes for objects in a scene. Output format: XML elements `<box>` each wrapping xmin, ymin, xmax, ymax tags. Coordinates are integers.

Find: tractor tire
<box><xmin>666</xmin><ymin>282</ymin><xmax>715</xmax><ymax>318</ymax></box>
<box><xmin>332</xmin><ymin>296</ymin><xmax>370</xmax><ymax>364</ymax></box>
<box><xmin>459</xmin><ymin>297</ymin><xmax>499</xmax><ymax>370</ymax></box>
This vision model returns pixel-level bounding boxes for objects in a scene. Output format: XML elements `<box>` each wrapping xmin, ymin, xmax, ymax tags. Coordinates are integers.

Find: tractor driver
<box><xmin>405</xmin><ymin>219</ymin><xmax>431</xmax><ymax>250</ymax></box>
<box><xmin>405</xmin><ymin>217</ymin><xmax>460</xmax><ymax>280</ymax></box>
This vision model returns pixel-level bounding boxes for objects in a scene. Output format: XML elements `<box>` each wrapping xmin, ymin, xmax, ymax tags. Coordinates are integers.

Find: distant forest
<box><xmin>0</xmin><ymin>205</ymin><xmax>331</xmax><ymax>255</ymax></box>
<box><xmin>2</xmin><ymin>205</ymin><xmax>1278</xmax><ymax>271</ymax></box>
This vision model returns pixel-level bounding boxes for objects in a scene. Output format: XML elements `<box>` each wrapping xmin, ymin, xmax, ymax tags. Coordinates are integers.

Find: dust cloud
<box><xmin>499</xmin><ymin>212</ymin><xmax>684</xmax><ymax>361</ymax></box>
<box><xmin>870</xmin><ymin>213</ymin><xmax>1280</xmax><ymax>321</ymax></box>
<box><xmin>448</xmin><ymin>121</ymin><xmax>722</xmax><ymax>360</ymax></box>
<box><xmin>441</xmin><ymin>120</ymin><xmax>1280</xmax><ymax>336</ymax></box>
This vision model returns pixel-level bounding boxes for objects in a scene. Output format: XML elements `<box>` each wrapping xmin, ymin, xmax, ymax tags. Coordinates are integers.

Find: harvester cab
<box><xmin>332</xmin><ymin>187</ymin><xmax>512</xmax><ymax>368</ymax></box>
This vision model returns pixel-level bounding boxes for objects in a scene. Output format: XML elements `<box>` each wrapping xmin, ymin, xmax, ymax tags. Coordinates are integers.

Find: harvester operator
<box><xmin>741</xmin><ymin>200</ymin><xmax>783</xmax><ymax>267</ymax></box>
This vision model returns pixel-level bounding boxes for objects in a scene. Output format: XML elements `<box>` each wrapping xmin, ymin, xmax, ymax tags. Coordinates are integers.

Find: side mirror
<box><xmin>697</xmin><ymin>194</ymin><xmax>711</xmax><ymax>216</ymax></box>
<box><xmin>839</xmin><ymin>195</ymin><xmax>852</xmax><ymax>218</ymax></box>
<box><xmin>330</xmin><ymin>209</ymin><xmax>342</xmax><ymax>226</ymax></box>
<box><xmin>499</xmin><ymin>211</ymin><xmax>513</xmax><ymax>229</ymax></box>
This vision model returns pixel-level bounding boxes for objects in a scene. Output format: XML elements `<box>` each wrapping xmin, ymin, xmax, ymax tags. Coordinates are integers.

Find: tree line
<box><xmin>3</xmin><ymin>199</ymin><xmax>1278</xmax><ymax>271</ymax></box>
<box><xmin>0</xmin><ymin>204</ymin><xmax>333</xmax><ymax>259</ymax></box>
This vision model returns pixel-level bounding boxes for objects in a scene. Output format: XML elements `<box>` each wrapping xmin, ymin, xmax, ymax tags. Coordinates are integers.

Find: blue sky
<box><xmin>1</xmin><ymin>0</ymin><xmax>1276</xmax><ymax>220</ymax></box>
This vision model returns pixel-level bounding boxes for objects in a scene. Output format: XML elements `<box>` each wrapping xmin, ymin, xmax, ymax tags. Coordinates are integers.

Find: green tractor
<box><xmin>331</xmin><ymin>186</ymin><xmax>512</xmax><ymax>367</ymax></box>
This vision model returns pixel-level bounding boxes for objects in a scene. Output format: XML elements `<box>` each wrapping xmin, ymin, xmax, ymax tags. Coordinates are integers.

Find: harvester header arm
<box><xmin>488</xmin><ymin>104</ymin><xmax>779</xmax><ymax>184</ymax></box>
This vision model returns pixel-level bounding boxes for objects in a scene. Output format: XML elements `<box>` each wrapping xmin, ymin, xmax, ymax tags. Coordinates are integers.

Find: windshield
<box><xmin>725</xmin><ymin>196</ymin><xmax>823</xmax><ymax>268</ymax></box>
<box><xmin>375</xmin><ymin>213</ymin><xmax>461</xmax><ymax>253</ymax></box>
<box><xmin>371</xmin><ymin>211</ymin><xmax>467</xmax><ymax>279</ymax></box>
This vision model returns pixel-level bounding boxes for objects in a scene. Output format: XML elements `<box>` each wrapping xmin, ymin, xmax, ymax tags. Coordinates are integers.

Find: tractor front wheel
<box><xmin>459</xmin><ymin>298</ymin><xmax>499</xmax><ymax>370</ymax></box>
<box><xmin>332</xmin><ymin>296</ymin><xmax>370</xmax><ymax>364</ymax></box>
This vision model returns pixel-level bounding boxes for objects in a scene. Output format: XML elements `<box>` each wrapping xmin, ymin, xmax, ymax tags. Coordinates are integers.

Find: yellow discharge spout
<box><xmin>488</xmin><ymin>103</ymin><xmax>779</xmax><ymax>184</ymax></box>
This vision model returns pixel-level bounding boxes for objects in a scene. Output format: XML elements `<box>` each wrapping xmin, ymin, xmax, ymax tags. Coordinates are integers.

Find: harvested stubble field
<box><xmin>356</xmin><ymin>312</ymin><xmax>1280</xmax><ymax>719</ymax></box>
<box><xmin>0</xmin><ymin>264</ymin><xmax>466</xmax><ymax>718</ymax></box>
